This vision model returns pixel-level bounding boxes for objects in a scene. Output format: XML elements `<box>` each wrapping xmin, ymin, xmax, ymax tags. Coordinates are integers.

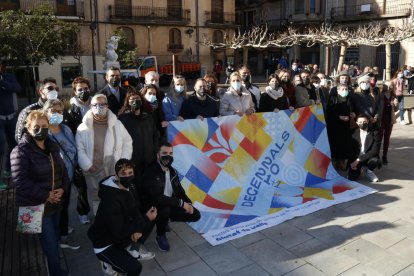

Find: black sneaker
<box><xmin>382</xmin><ymin>156</ymin><xmax>388</xmax><ymax>164</ymax></box>
<box><xmin>156</xmin><ymin>235</ymin><xmax>170</xmax><ymax>252</ymax></box>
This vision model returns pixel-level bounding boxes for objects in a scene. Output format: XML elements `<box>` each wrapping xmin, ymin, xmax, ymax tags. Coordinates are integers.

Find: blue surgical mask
<box><xmin>231</xmin><ymin>81</ymin><xmax>242</xmax><ymax>91</ymax></box>
<box><xmin>175</xmin><ymin>85</ymin><xmax>185</xmax><ymax>93</ymax></box>
<box><xmin>338</xmin><ymin>90</ymin><xmax>349</xmax><ymax>97</ymax></box>
<box><xmin>145</xmin><ymin>94</ymin><xmax>157</xmax><ymax>103</ymax></box>
<box><xmin>49</xmin><ymin>113</ymin><xmax>63</xmax><ymax>125</ymax></box>
<box><xmin>47</xmin><ymin>90</ymin><xmax>58</xmax><ymax>100</ymax></box>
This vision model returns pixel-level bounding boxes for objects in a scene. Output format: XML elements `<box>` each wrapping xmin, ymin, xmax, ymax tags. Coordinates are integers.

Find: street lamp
<box><xmin>147</xmin><ymin>26</ymin><xmax>152</xmax><ymax>55</ymax></box>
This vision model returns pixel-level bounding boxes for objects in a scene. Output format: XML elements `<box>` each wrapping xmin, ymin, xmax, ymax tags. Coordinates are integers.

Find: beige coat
<box><xmin>220</xmin><ymin>87</ymin><xmax>255</xmax><ymax>116</ymax></box>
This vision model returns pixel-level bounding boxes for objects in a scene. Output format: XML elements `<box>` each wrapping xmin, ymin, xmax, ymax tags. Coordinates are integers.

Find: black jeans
<box><xmin>72</xmin><ymin>169</ymin><xmax>90</xmax><ymax>215</ymax></box>
<box><xmin>96</xmin><ymin>244</ymin><xmax>142</xmax><ymax>275</ymax></box>
<box><xmin>155</xmin><ymin>205</ymin><xmax>201</xmax><ymax>235</ymax></box>
<box><xmin>348</xmin><ymin>157</ymin><xmax>380</xmax><ymax>181</ymax></box>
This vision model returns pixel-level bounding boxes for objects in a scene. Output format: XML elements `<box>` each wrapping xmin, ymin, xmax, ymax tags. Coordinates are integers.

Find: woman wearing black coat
<box><xmin>11</xmin><ymin>110</ymin><xmax>69</xmax><ymax>276</ymax></box>
<box><xmin>326</xmin><ymin>83</ymin><xmax>356</xmax><ymax>171</ymax></box>
<box><xmin>259</xmin><ymin>74</ymin><xmax>292</xmax><ymax>112</ymax></box>
<box><xmin>118</xmin><ymin>89</ymin><xmax>159</xmax><ymax>195</ymax></box>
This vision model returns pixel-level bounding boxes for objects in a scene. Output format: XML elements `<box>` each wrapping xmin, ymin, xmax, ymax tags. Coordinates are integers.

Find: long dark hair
<box><xmin>119</xmin><ymin>87</ymin><xmax>148</xmax><ymax>115</ymax></box>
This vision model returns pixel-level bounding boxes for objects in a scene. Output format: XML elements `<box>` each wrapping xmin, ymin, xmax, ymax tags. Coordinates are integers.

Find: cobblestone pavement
<box><xmin>64</xmin><ymin>123</ymin><xmax>414</xmax><ymax>276</ymax></box>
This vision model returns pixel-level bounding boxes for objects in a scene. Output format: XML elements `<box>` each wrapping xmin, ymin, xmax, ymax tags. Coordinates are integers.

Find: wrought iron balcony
<box><xmin>0</xmin><ymin>0</ymin><xmax>84</xmax><ymax>18</ymax></box>
<box><xmin>330</xmin><ymin>1</ymin><xmax>411</xmax><ymax>21</ymax></box>
<box><xmin>109</xmin><ymin>4</ymin><xmax>191</xmax><ymax>25</ymax></box>
<box><xmin>167</xmin><ymin>43</ymin><xmax>184</xmax><ymax>53</ymax></box>
<box><xmin>205</xmin><ymin>11</ymin><xmax>236</xmax><ymax>26</ymax></box>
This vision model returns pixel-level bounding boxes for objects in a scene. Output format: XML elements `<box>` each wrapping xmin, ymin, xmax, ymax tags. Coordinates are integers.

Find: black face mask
<box><xmin>129</xmin><ymin>100</ymin><xmax>142</xmax><ymax>111</ymax></box>
<box><xmin>207</xmin><ymin>82</ymin><xmax>216</xmax><ymax>91</ymax></box>
<box><xmin>33</xmin><ymin>127</ymin><xmax>49</xmax><ymax>141</ymax></box>
<box><xmin>242</xmin><ymin>75</ymin><xmax>251</xmax><ymax>83</ymax></box>
<box><xmin>358</xmin><ymin>122</ymin><xmax>368</xmax><ymax>130</ymax></box>
<box><xmin>119</xmin><ymin>175</ymin><xmax>135</xmax><ymax>188</ymax></box>
<box><xmin>78</xmin><ymin>91</ymin><xmax>90</xmax><ymax>102</ymax></box>
<box><xmin>109</xmin><ymin>77</ymin><xmax>121</xmax><ymax>87</ymax></box>
<box><xmin>160</xmin><ymin>155</ymin><xmax>173</xmax><ymax>167</ymax></box>
<box><xmin>302</xmin><ymin>78</ymin><xmax>310</xmax><ymax>85</ymax></box>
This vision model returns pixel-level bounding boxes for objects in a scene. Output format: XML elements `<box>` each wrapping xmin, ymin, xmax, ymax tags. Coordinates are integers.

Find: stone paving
<box><xmin>63</xmin><ymin>122</ymin><xmax>414</xmax><ymax>276</ymax></box>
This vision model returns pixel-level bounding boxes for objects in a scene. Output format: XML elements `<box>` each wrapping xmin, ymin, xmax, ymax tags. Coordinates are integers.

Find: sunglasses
<box><xmin>77</xmin><ymin>88</ymin><xmax>90</xmax><ymax>92</ymax></box>
<box><xmin>44</xmin><ymin>86</ymin><xmax>57</xmax><ymax>91</ymax></box>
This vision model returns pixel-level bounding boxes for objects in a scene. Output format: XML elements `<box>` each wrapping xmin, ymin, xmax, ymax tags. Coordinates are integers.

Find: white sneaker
<box><xmin>400</xmin><ymin>120</ymin><xmax>408</xmax><ymax>125</ymax></box>
<box><xmin>125</xmin><ymin>245</ymin><xmax>155</xmax><ymax>260</ymax></box>
<box><xmin>366</xmin><ymin>169</ymin><xmax>379</xmax><ymax>182</ymax></box>
<box><xmin>60</xmin><ymin>242</ymin><xmax>80</xmax><ymax>250</ymax></box>
<box><xmin>79</xmin><ymin>215</ymin><xmax>90</xmax><ymax>225</ymax></box>
<box><xmin>137</xmin><ymin>247</ymin><xmax>155</xmax><ymax>261</ymax></box>
<box><xmin>101</xmin><ymin>261</ymin><xmax>118</xmax><ymax>276</ymax></box>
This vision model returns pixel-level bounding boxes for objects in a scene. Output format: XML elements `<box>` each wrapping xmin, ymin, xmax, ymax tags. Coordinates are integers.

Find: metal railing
<box><xmin>331</xmin><ymin>1</ymin><xmax>411</xmax><ymax>19</ymax></box>
<box><xmin>109</xmin><ymin>4</ymin><xmax>191</xmax><ymax>23</ymax></box>
<box><xmin>167</xmin><ymin>43</ymin><xmax>184</xmax><ymax>52</ymax></box>
<box><xmin>205</xmin><ymin>11</ymin><xmax>236</xmax><ymax>24</ymax></box>
<box><xmin>0</xmin><ymin>0</ymin><xmax>85</xmax><ymax>17</ymax></box>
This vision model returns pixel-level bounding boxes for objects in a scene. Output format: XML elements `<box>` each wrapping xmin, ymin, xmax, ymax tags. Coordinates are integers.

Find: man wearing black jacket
<box><xmin>142</xmin><ymin>142</ymin><xmax>201</xmax><ymax>252</ymax></box>
<box><xmin>97</xmin><ymin>66</ymin><xmax>127</xmax><ymax>115</ymax></box>
<box><xmin>88</xmin><ymin>159</ymin><xmax>157</xmax><ymax>275</ymax></box>
<box><xmin>348</xmin><ymin>114</ymin><xmax>381</xmax><ymax>182</ymax></box>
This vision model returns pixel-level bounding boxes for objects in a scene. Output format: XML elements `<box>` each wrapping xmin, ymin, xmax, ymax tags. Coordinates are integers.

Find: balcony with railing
<box><xmin>0</xmin><ymin>0</ymin><xmax>84</xmax><ymax>18</ymax></box>
<box><xmin>167</xmin><ymin>43</ymin><xmax>184</xmax><ymax>53</ymax></box>
<box><xmin>109</xmin><ymin>4</ymin><xmax>191</xmax><ymax>25</ymax></box>
<box><xmin>330</xmin><ymin>0</ymin><xmax>411</xmax><ymax>21</ymax></box>
<box><xmin>205</xmin><ymin>11</ymin><xmax>236</xmax><ymax>26</ymax></box>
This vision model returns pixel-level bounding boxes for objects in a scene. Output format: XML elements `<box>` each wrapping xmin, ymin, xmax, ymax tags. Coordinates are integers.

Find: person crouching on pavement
<box><xmin>88</xmin><ymin>159</ymin><xmax>157</xmax><ymax>276</ymax></box>
<box><xmin>348</xmin><ymin>114</ymin><xmax>381</xmax><ymax>182</ymax></box>
<box><xmin>142</xmin><ymin>142</ymin><xmax>201</xmax><ymax>252</ymax></box>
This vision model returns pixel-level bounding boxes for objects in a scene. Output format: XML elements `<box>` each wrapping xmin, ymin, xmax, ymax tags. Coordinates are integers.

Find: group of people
<box><xmin>0</xmin><ymin>58</ymin><xmax>406</xmax><ymax>275</ymax></box>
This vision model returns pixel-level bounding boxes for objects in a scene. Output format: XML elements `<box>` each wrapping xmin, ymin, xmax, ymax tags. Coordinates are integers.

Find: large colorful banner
<box><xmin>167</xmin><ymin>105</ymin><xmax>377</xmax><ymax>245</ymax></box>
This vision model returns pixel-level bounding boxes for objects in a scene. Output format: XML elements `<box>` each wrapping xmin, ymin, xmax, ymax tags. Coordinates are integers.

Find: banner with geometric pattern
<box><xmin>167</xmin><ymin>105</ymin><xmax>377</xmax><ymax>245</ymax></box>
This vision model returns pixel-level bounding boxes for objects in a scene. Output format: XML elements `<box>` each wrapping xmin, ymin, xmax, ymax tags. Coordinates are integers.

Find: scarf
<box><xmin>265</xmin><ymin>86</ymin><xmax>284</xmax><ymax>100</ymax></box>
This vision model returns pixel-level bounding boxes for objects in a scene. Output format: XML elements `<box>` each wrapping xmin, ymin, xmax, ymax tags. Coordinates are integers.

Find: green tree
<box><xmin>0</xmin><ymin>5</ymin><xmax>79</xmax><ymax>102</ymax></box>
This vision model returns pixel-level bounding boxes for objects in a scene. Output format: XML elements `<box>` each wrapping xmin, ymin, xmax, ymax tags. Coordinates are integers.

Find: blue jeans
<box><xmin>38</xmin><ymin>212</ymin><xmax>63</xmax><ymax>276</ymax></box>
<box><xmin>0</xmin><ymin>115</ymin><xmax>17</xmax><ymax>172</ymax></box>
<box><xmin>397</xmin><ymin>95</ymin><xmax>405</xmax><ymax>121</ymax></box>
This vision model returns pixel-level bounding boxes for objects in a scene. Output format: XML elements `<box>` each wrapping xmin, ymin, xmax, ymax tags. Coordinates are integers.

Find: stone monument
<box><xmin>103</xmin><ymin>35</ymin><xmax>121</xmax><ymax>70</ymax></box>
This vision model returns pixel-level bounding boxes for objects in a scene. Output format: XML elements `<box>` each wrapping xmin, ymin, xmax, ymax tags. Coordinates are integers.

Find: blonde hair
<box><xmin>168</xmin><ymin>75</ymin><xmax>188</xmax><ymax>101</ymax></box>
<box><xmin>229</xmin><ymin>71</ymin><xmax>241</xmax><ymax>81</ymax></box>
<box><xmin>25</xmin><ymin>110</ymin><xmax>49</xmax><ymax>129</ymax></box>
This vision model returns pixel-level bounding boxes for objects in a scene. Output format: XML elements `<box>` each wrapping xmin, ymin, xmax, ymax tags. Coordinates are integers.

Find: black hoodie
<box><xmin>87</xmin><ymin>176</ymin><xmax>149</xmax><ymax>249</ymax></box>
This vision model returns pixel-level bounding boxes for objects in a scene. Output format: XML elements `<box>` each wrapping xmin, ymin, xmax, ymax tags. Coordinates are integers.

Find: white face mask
<box><xmin>360</xmin><ymin>83</ymin><xmax>370</xmax><ymax>91</ymax></box>
<box><xmin>175</xmin><ymin>85</ymin><xmax>185</xmax><ymax>93</ymax></box>
<box><xmin>313</xmin><ymin>83</ymin><xmax>320</xmax><ymax>89</ymax></box>
<box><xmin>320</xmin><ymin>79</ymin><xmax>326</xmax><ymax>86</ymax></box>
<box><xmin>47</xmin><ymin>90</ymin><xmax>58</xmax><ymax>100</ymax></box>
<box><xmin>231</xmin><ymin>81</ymin><xmax>242</xmax><ymax>91</ymax></box>
<box><xmin>145</xmin><ymin>94</ymin><xmax>157</xmax><ymax>103</ymax></box>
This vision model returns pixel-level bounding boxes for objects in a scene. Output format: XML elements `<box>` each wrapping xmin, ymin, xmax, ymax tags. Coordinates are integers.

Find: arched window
<box><xmin>168</xmin><ymin>28</ymin><xmax>183</xmax><ymax>52</ymax></box>
<box><xmin>169</xmin><ymin>28</ymin><xmax>182</xmax><ymax>45</ymax></box>
<box><xmin>213</xmin><ymin>30</ymin><xmax>224</xmax><ymax>44</ymax></box>
<box><xmin>117</xmin><ymin>27</ymin><xmax>135</xmax><ymax>48</ymax></box>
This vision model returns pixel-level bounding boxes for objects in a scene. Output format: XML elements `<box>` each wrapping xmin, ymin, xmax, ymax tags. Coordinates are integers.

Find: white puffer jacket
<box><xmin>76</xmin><ymin>109</ymin><xmax>132</xmax><ymax>176</ymax></box>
